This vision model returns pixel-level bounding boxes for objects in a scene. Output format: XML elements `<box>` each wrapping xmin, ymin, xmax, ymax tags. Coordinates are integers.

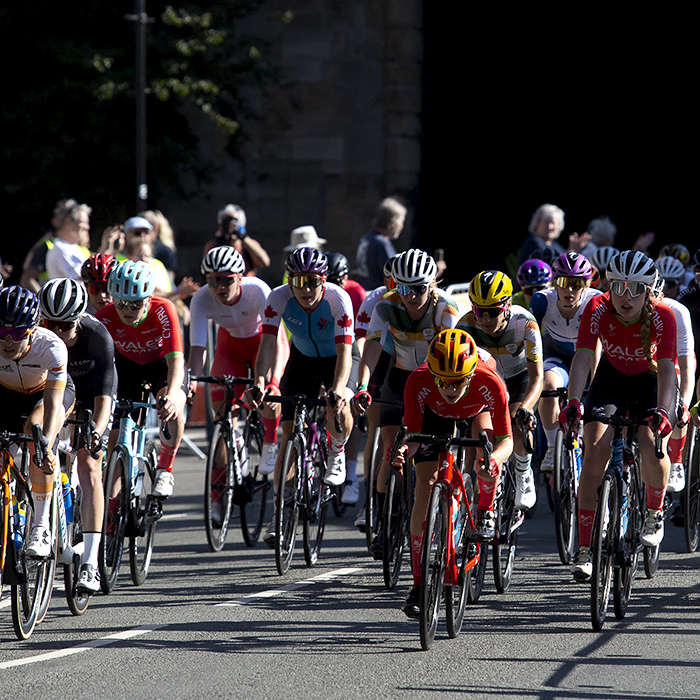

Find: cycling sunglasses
<box><xmin>86</xmin><ymin>282</ymin><xmax>109</xmax><ymax>295</ymax></box>
<box><xmin>42</xmin><ymin>318</ymin><xmax>77</xmax><ymax>333</ymax></box>
<box><xmin>206</xmin><ymin>274</ymin><xmax>236</xmax><ymax>288</ymax></box>
<box><xmin>114</xmin><ymin>298</ymin><xmax>147</xmax><ymax>311</ymax></box>
<box><xmin>0</xmin><ymin>326</ymin><xmax>34</xmax><ymax>342</ymax></box>
<box><xmin>609</xmin><ymin>279</ymin><xmax>648</xmax><ymax>297</ymax></box>
<box><xmin>554</xmin><ymin>276</ymin><xmax>587</xmax><ymax>289</ymax></box>
<box><xmin>290</xmin><ymin>275</ymin><xmax>324</xmax><ymax>289</ymax></box>
<box><xmin>396</xmin><ymin>283</ymin><xmax>428</xmax><ymax>297</ymax></box>
<box><xmin>472</xmin><ymin>303</ymin><xmax>508</xmax><ymax>319</ymax></box>
<box><xmin>433</xmin><ymin>374</ymin><xmax>470</xmax><ymax>390</ymax></box>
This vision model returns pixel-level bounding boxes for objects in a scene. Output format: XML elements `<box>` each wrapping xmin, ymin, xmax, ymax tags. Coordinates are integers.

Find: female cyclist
<box><xmin>81</xmin><ymin>253</ymin><xmax>117</xmax><ymax>313</ymax></box>
<box><xmin>513</xmin><ymin>258</ymin><xmax>552</xmax><ymax>309</ymax></box>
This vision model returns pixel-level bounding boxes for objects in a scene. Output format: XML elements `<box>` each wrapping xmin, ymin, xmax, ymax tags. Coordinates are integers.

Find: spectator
<box><xmin>518</xmin><ymin>203</ymin><xmax>567</xmax><ymax>267</ymax></box>
<box><xmin>45</xmin><ymin>201</ymin><xmax>91</xmax><ymax>280</ymax></box>
<box><xmin>139</xmin><ymin>209</ymin><xmax>178</xmax><ymax>277</ymax></box>
<box><xmin>283</xmin><ymin>225</ymin><xmax>326</xmax><ymax>252</ymax></box>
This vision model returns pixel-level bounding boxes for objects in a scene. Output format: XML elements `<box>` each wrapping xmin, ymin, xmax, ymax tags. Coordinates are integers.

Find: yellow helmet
<box><xmin>427</xmin><ymin>329</ymin><xmax>478</xmax><ymax>380</ymax></box>
<box><xmin>468</xmin><ymin>270</ymin><xmax>513</xmax><ymax>307</ymax></box>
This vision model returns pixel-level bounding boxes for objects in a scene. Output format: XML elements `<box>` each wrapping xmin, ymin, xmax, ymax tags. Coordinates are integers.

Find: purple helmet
<box><xmin>285</xmin><ymin>246</ymin><xmax>328</xmax><ymax>276</ymax></box>
<box><xmin>516</xmin><ymin>259</ymin><xmax>552</xmax><ymax>287</ymax></box>
<box><xmin>552</xmin><ymin>252</ymin><xmax>593</xmax><ymax>280</ymax></box>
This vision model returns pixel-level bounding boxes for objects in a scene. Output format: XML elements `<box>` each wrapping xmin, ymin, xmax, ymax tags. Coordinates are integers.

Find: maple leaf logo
<box><xmin>317</xmin><ymin>318</ymin><xmax>329</xmax><ymax>330</ymax></box>
<box><xmin>357</xmin><ymin>311</ymin><xmax>371</xmax><ymax>324</ymax></box>
<box><xmin>264</xmin><ymin>304</ymin><xmax>277</xmax><ymax>320</ymax></box>
<box><xmin>337</xmin><ymin>313</ymin><xmax>352</xmax><ymax>329</ymax></box>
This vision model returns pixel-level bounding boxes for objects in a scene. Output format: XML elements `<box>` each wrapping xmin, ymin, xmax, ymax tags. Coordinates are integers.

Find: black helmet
<box><xmin>325</xmin><ymin>252</ymin><xmax>349</xmax><ymax>285</ymax></box>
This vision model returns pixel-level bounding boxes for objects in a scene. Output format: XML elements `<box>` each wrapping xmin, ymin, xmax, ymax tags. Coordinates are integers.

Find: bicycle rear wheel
<box><xmin>382</xmin><ymin>467</ymin><xmax>407</xmax><ymax>590</ymax></box>
<box><xmin>493</xmin><ymin>463</ymin><xmax>517</xmax><ymax>593</ymax></box>
<box><xmin>303</xmin><ymin>434</ymin><xmax>328</xmax><ymax>567</ymax></box>
<box><xmin>129</xmin><ymin>440</ymin><xmax>158</xmax><ymax>585</ymax></box>
<box><xmin>204</xmin><ymin>422</ymin><xmax>234</xmax><ymax>552</ymax></box>
<box><xmin>446</xmin><ymin>479</ymin><xmax>470</xmax><ymax>638</ymax></box>
<box><xmin>275</xmin><ymin>436</ymin><xmax>301</xmax><ymax>575</ymax></box>
<box><xmin>99</xmin><ymin>446</ymin><xmax>129</xmax><ymax>594</ymax></box>
<box><xmin>685</xmin><ymin>423</ymin><xmax>700</xmax><ymax>552</ymax></box>
<box><xmin>365</xmin><ymin>427</ymin><xmax>383</xmax><ymax>548</ymax></box>
<box><xmin>240</xmin><ymin>411</ymin><xmax>269</xmax><ymax>546</ymax></box>
<box><xmin>64</xmin><ymin>487</ymin><xmax>90</xmax><ymax>616</ymax></box>
<box><xmin>463</xmin><ymin>473</ymin><xmax>487</xmax><ymax>604</ymax></box>
<box><xmin>0</xmin><ymin>479</ymin><xmax>7</xmax><ymax>595</ymax></box>
<box><xmin>591</xmin><ymin>473</ymin><xmax>616</xmax><ymax>631</ymax></box>
<box><xmin>420</xmin><ymin>484</ymin><xmax>447</xmax><ymax>651</ymax></box>
<box><xmin>553</xmin><ymin>432</ymin><xmax>577</xmax><ymax>565</ymax></box>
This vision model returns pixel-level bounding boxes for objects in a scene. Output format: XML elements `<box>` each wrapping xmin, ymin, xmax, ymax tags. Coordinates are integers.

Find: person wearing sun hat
<box><xmin>283</xmin><ymin>225</ymin><xmax>327</xmax><ymax>252</ymax></box>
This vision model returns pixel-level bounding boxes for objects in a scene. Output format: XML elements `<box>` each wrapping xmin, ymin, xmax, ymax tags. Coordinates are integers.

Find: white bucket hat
<box><xmin>283</xmin><ymin>225</ymin><xmax>327</xmax><ymax>252</ymax></box>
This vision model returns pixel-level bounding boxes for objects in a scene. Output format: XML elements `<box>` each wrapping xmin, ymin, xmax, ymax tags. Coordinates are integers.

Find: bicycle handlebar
<box><xmin>596</xmin><ymin>413</ymin><xmax>665</xmax><ymax>459</ymax></box>
<box><xmin>402</xmin><ymin>429</ymin><xmax>493</xmax><ymax>468</ymax></box>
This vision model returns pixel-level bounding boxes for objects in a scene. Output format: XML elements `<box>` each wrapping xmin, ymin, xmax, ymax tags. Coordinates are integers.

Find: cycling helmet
<box><xmin>427</xmin><ymin>329</ymin><xmax>478</xmax><ymax>380</ymax></box>
<box><xmin>325</xmin><ymin>252</ymin><xmax>350</xmax><ymax>284</ymax></box>
<box><xmin>656</xmin><ymin>255</ymin><xmax>685</xmax><ymax>280</ymax></box>
<box><xmin>81</xmin><ymin>253</ymin><xmax>116</xmax><ymax>283</ymax></box>
<box><xmin>108</xmin><ymin>260</ymin><xmax>156</xmax><ymax>300</ymax></box>
<box><xmin>39</xmin><ymin>278</ymin><xmax>88</xmax><ymax>322</ymax></box>
<box><xmin>589</xmin><ymin>266</ymin><xmax>602</xmax><ymax>289</ymax></box>
<box><xmin>0</xmin><ymin>285</ymin><xmax>40</xmax><ymax>329</ymax></box>
<box><xmin>382</xmin><ymin>254</ymin><xmax>399</xmax><ymax>280</ymax></box>
<box><xmin>552</xmin><ymin>252</ymin><xmax>593</xmax><ymax>280</ymax></box>
<box><xmin>468</xmin><ymin>270</ymin><xmax>513</xmax><ymax>307</ymax></box>
<box><xmin>658</xmin><ymin>243</ymin><xmax>690</xmax><ymax>265</ymax></box>
<box><xmin>607</xmin><ymin>251</ymin><xmax>658</xmax><ymax>287</ymax></box>
<box><xmin>590</xmin><ymin>246</ymin><xmax>619</xmax><ymax>273</ymax></box>
<box><xmin>201</xmin><ymin>246</ymin><xmax>245</xmax><ymax>275</ymax></box>
<box><xmin>516</xmin><ymin>259</ymin><xmax>552</xmax><ymax>287</ymax></box>
<box><xmin>285</xmin><ymin>247</ymin><xmax>328</xmax><ymax>276</ymax></box>
<box><xmin>693</xmin><ymin>249</ymin><xmax>700</xmax><ymax>269</ymax></box>
<box><xmin>391</xmin><ymin>249</ymin><xmax>437</xmax><ymax>285</ymax></box>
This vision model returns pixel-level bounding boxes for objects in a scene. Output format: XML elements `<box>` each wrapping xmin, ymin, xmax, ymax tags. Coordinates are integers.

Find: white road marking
<box><xmin>159</xmin><ymin>511</ymin><xmax>199</xmax><ymax>521</ymax></box>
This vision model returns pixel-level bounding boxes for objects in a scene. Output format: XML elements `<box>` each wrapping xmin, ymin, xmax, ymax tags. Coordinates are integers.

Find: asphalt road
<box><xmin>2</xmin><ymin>429</ymin><xmax>700</xmax><ymax>700</ymax></box>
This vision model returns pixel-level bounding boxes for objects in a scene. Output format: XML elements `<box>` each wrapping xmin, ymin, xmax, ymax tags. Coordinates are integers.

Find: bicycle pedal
<box><xmin>147</xmin><ymin>497</ymin><xmax>164</xmax><ymax>522</ymax></box>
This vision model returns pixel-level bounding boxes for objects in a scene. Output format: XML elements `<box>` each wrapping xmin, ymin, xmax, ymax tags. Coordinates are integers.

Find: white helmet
<box><xmin>590</xmin><ymin>246</ymin><xmax>619</xmax><ymax>273</ymax></box>
<box><xmin>607</xmin><ymin>251</ymin><xmax>658</xmax><ymax>287</ymax></box>
<box><xmin>655</xmin><ymin>255</ymin><xmax>685</xmax><ymax>280</ymax></box>
<box><xmin>39</xmin><ymin>278</ymin><xmax>88</xmax><ymax>322</ymax></box>
<box><xmin>201</xmin><ymin>246</ymin><xmax>245</xmax><ymax>275</ymax></box>
<box><xmin>392</xmin><ymin>249</ymin><xmax>437</xmax><ymax>285</ymax></box>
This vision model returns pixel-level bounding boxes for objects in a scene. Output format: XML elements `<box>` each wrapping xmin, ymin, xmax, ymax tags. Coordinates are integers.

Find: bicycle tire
<box><xmin>99</xmin><ymin>446</ymin><xmax>129</xmax><ymax>594</ymax></box>
<box><xmin>492</xmin><ymin>462</ymin><xmax>517</xmax><ymax>593</ymax></box>
<box><xmin>643</xmin><ymin>542</ymin><xmax>660</xmax><ymax>579</ymax></box>
<box><xmin>0</xmin><ymin>478</ymin><xmax>7</xmax><ymax>595</ymax></box>
<box><xmin>303</xmin><ymin>430</ymin><xmax>328</xmax><ymax>566</ymax></box>
<box><xmin>553</xmin><ymin>431</ymin><xmax>577</xmax><ymax>565</ymax></box>
<box><xmin>613</xmin><ymin>469</ymin><xmax>641</xmax><ymax>620</ymax></box>
<box><xmin>275</xmin><ymin>435</ymin><xmax>301</xmax><ymax>575</ymax></box>
<box><xmin>420</xmin><ymin>484</ymin><xmax>447</xmax><ymax>651</ymax></box>
<box><xmin>591</xmin><ymin>473</ymin><xmax>616</xmax><ymax>631</ymax></box>
<box><xmin>204</xmin><ymin>421</ymin><xmax>234</xmax><ymax>552</ymax></box>
<box><xmin>685</xmin><ymin>423</ymin><xmax>700</xmax><ymax>552</ymax></box>
<box><xmin>35</xmin><ymin>486</ymin><xmax>58</xmax><ymax>625</ymax></box>
<box><xmin>446</xmin><ymin>478</ymin><xmax>469</xmax><ymax>638</ymax></box>
<box><xmin>64</xmin><ymin>487</ymin><xmax>90</xmax><ymax>616</ymax></box>
<box><xmin>365</xmin><ymin>427</ymin><xmax>383</xmax><ymax>549</ymax></box>
<box><xmin>382</xmin><ymin>467</ymin><xmax>406</xmax><ymax>590</ymax></box>
<box><xmin>129</xmin><ymin>440</ymin><xmax>158</xmax><ymax>585</ymax></box>
<box><xmin>240</xmin><ymin>410</ymin><xmax>268</xmax><ymax>547</ymax></box>
<box><xmin>463</xmin><ymin>472</ymin><xmax>487</xmax><ymax>604</ymax></box>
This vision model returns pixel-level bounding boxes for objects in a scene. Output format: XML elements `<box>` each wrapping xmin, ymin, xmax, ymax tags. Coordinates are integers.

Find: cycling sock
<box><xmin>578</xmin><ymin>508</ymin><xmax>596</xmax><ymax>548</ymax></box>
<box><xmin>158</xmin><ymin>443</ymin><xmax>179</xmax><ymax>471</ymax></box>
<box><xmin>82</xmin><ymin>531</ymin><xmax>101</xmax><ymax>568</ymax></box>
<box><xmin>411</xmin><ymin>534</ymin><xmax>422</xmax><ymax>585</ymax></box>
<box><xmin>668</xmin><ymin>435</ymin><xmax>685</xmax><ymax>463</ymax></box>
<box><xmin>262</xmin><ymin>416</ymin><xmax>279</xmax><ymax>444</ymax></box>
<box><xmin>31</xmin><ymin>481</ymin><xmax>53</xmax><ymax>529</ymax></box>
<box><xmin>477</xmin><ymin>477</ymin><xmax>497</xmax><ymax>510</ymax></box>
<box><xmin>646</xmin><ymin>485</ymin><xmax>666</xmax><ymax>511</ymax></box>
<box><xmin>328</xmin><ymin>433</ymin><xmax>348</xmax><ymax>454</ymax></box>
<box><xmin>514</xmin><ymin>452</ymin><xmax>532</xmax><ymax>472</ymax></box>
<box><xmin>346</xmin><ymin>459</ymin><xmax>357</xmax><ymax>482</ymax></box>
<box><xmin>545</xmin><ymin>427</ymin><xmax>558</xmax><ymax>448</ymax></box>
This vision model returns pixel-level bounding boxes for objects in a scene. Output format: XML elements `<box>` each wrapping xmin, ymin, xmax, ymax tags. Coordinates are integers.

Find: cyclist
<box><xmin>513</xmin><ymin>258</ymin><xmax>552</xmax><ymax>309</ymax></box>
<box><xmin>81</xmin><ymin>253</ymin><xmax>117</xmax><ymax>313</ymax></box>
<box><xmin>590</xmin><ymin>246</ymin><xmax>619</xmax><ymax>293</ymax></box>
<box><xmin>0</xmin><ymin>286</ymin><xmax>73</xmax><ymax>558</ymax></box>
<box><xmin>39</xmin><ymin>278</ymin><xmax>117</xmax><ymax>593</ymax></box>
<box><xmin>355</xmin><ymin>248</ymin><xmax>461</xmax><ymax>556</ymax></box>
<box><xmin>457</xmin><ymin>270</ymin><xmax>542</xmax><ymax>510</ymax></box>
<box><xmin>529</xmin><ymin>252</ymin><xmax>600</xmax><ymax>473</ymax></box>
<box><xmin>189</xmin><ymin>246</ymin><xmax>284</xmax><ymax>477</ymax></box>
<box><xmin>96</xmin><ymin>261</ymin><xmax>188</xmax><ymax>499</ymax></box>
<box><xmin>564</xmin><ymin>251</ymin><xmax>677</xmax><ymax>581</ymax></box>
<box><xmin>247</xmin><ymin>247</ymin><xmax>357</xmax><ymax>545</ymax></box>
<box><xmin>393</xmin><ymin>329</ymin><xmax>513</xmax><ymax>617</ymax></box>
<box><xmin>655</xmin><ymin>255</ymin><xmax>686</xmax><ymax>300</ymax></box>
<box><xmin>659</xmin><ymin>243</ymin><xmax>693</xmax><ymax>290</ymax></box>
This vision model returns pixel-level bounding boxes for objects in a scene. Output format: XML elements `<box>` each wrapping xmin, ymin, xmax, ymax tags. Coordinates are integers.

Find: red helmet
<box><xmin>81</xmin><ymin>253</ymin><xmax>117</xmax><ymax>283</ymax></box>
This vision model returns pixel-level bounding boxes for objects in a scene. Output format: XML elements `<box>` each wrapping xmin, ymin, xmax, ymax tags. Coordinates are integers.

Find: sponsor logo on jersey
<box><xmin>317</xmin><ymin>318</ymin><xmax>329</xmax><ymax>331</ymax></box>
<box><xmin>264</xmin><ymin>304</ymin><xmax>277</xmax><ymax>320</ymax></box>
<box><xmin>423</xmin><ymin>328</ymin><xmax>435</xmax><ymax>341</ymax></box>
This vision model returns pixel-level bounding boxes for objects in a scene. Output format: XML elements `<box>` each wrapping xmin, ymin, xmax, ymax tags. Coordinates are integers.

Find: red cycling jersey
<box><xmin>96</xmin><ymin>296</ymin><xmax>184</xmax><ymax>365</ymax></box>
<box><xmin>577</xmin><ymin>293</ymin><xmax>677</xmax><ymax>377</ymax></box>
<box><xmin>403</xmin><ymin>361</ymin><xmax>512</xmax><ymax>440</ymax></box>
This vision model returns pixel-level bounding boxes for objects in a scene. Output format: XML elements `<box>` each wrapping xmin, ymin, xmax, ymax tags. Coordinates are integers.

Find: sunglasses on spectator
<box><xmin>42</xmin><ymin>318</ymin><xmax>77</xmax><ymax>333</ymax></box>
<box><xmin>554</xmin><ymin>276</ymin><xmax>587</xmax><ymax>289</ymax></box>
<box><xmin>609</xmin><ymin>280</ymin><xmax>648</xmax><ymax>297</ymax></box>
<box><xmin>0</xmin><ymin>327</ymin><xmax>34</xmax><ymax>342</ymax></box>
<box><xmin>472</xmin><ymin>303</ymin><xmax>508</xmax><ymax>319</ymax></box>
<box><xmin>433</xmin><ymin>375</ymin><xmax>471</xmax><ymax>390</ymax></box>
<box><xmin>396</xmin><ymin>283</ymin><xmax>428</xmax><ymax>296</ymax></box>
<box><xmin>206</xmin><ymin>275</ymin><xmax>236</xmax><ymax>289</ymax></box>
<box><xmin>114</xmin><ymin>298</ymin><xmax>147</xmax><ymax>311</ymax></box>
<box><xmin>290</xmin><ymin>275</ymin><xmax>324</xmax><ymax>289</ymax></box>
<box><xmin>86</xmin><ymin>282</ymin><xmax>109</xmax><ymax>295</ymax></box>
<box><xmin>523</xmin><ymin>285</ymin><xmax>548</xmax><ymax>295</ymax></box>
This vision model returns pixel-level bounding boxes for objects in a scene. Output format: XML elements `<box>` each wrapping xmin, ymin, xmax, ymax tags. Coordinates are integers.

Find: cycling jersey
<box><xmin>662</xmin><ymin>296</ymin><xmax>694</xmax><ymax>359</ymax></box>
<box><xmin>262</xmin><ymin>282</ymin><xmax>354</xmax><ymax>357</ymax></box>
<box><xmin>189</xmin><ymin>277</ymin><xmax>271</xmax><ymax>346</ymax></box>
<box><xmin>0</xmin><ymin>327</ymin><xmax>68</xmax><ymax>394</ymax></box>
<box><xmin>577</xmin><ymin>294</ymin><xmax>677</xmax><ymax>376</ymax></box>
<box><xmin>457</xmin><ymin>305</ymin><xmax>542</xmax><ymax>380</ymax></box>
<box><xmin>355</xmin><ymin>286</ymin><xmax>395</xmax><ymax>355</ymax></box>
<box><xmin>66</xmin><ymin>314</ymin><xmax>117</xmax><ymax>400</ymax></box>
<box><xmin>96</xmin><ymin>296</ymin><xmax>183</xmax><ymax>365</ymax></box>
<box><xmin>366</xmin><ymin>288</ymin><xmax>460</xmax><ymax>371</ymax></box>
<box><xmin>529</xmin><ymin>287</ymin><xmax>601</xmax><ymax>363</ymax></box>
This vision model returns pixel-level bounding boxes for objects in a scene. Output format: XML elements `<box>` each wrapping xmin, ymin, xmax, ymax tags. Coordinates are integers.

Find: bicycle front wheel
<box><xmin>685</xmin><ymin>423</ymin><xmax>700</xmax><ymax>552</ymax></box>
<box><xmin>614</xmin><ymin>471</ymin><xmax>641</xmax><ymax>620</ymax></box>
<box><xmin>99</xmin><ymin>446</ymin><xmax>129</xmax><ymax>594</ymax></box>
<box><xmin>365</xmin><ymin>427</ymin><xmax>383</xmax><ymax>549</ymax></box>
<box><xmin>553</xmin><ymin>432</ymin><xmax>577</xmax><ymax>565</ymax></box>
<box><xmin>493</xmin><ymin>463</ymin><xmax>517</xmax><ymax>593</ymax></box>
<box><xmin>204</xmin><ymin>422</ymin><xmax>234</xmax><ymax>552</ymax></box>
<box><xmin>445</xmin><ymin>479</ymin><xmax>470</xmax><ymax>638</ymax></box>
<box><xmin>420</xmin><ymin>483</ymin><xmax>447</xmax><ymax>651</ymax></box>
<box><xmin>64</xmin><ymin>490</ymin><xmax>90</xmax><ymax>616</ymax></box>
<box><xmin>275</xmin><ymin>436</ymin><xmax>301</xmax><ymax>575</ymax></box>
<box><xmin>303</xmin><ymin>435</ymin><xmax>328</xmax><ymax>567</ymax></box>
<box><xmin>129</xmin><ymin>440</ymin><xmax>158</xmax><ymax>585</ymax></box>
<box><xmin>591</xmin><ymin>473</ymin><xmax>616</xmax><ymax>631</ymax></box>
<box><xmin>240</xmin><ymin>411</ymin><xmax>269</xmax><ymax>546</ymax></box>
<box><xmin>382</xmin><ymin>468</ymin><xmax>407</xmax><ymax>590</ymax></box>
